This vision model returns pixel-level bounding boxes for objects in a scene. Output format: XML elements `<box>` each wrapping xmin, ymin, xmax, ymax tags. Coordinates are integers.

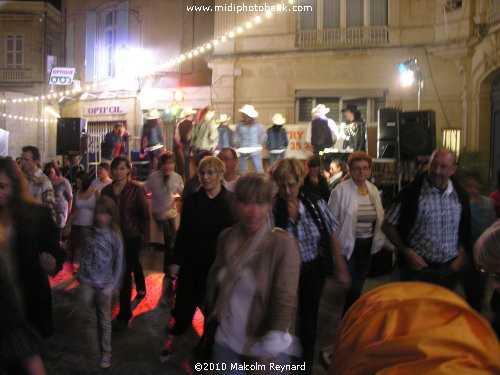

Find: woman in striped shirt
<box><xmin>328</xmin><ymin>151</ymin><xmax>386</xmax><ymax>315</ymax></box>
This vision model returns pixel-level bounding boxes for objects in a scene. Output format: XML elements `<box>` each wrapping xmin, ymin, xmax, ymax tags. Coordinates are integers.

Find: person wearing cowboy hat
<box><xmin>306</xmin><ymin>104</ymin><xmax>339</xmax><ymax>156</ymax></box>
<box><xmin>175</xmin><ymin>106</ymin><xmax>197</xmax><ymax>179</ymax></box>
<box><xmin>233</xmin><ymin>104</ymin><xmax>266</xmax><ymax>173</ymax></box>
<box><xmin>266</xmin><ymin>113</ymin><xmax>289</xmax><ymax>166</ymax></box>
<box><xmin>101</xmin><ymin>122</ymin><xmax>129</xmax><ymax>163</ymax></box>
<box><xmin>141</xmin><ymin>109</ymin><xmax>165</xmax><ymax>172</ymax></box>
<box><xmin>216</xmin><ymin>114</ymin><xmax>234</xmax><ymax>153</ymax></box>
<box><xmin>341</xmin><ymin>103</ymin><xmax>367</xmax><ymax>151</ymax></box>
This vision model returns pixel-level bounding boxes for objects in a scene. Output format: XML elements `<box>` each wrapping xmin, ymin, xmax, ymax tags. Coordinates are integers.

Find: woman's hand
<box><xmin>335</xmin><ymin>267</ymin><xmax>351</xmax><ymax>290</ymax></box>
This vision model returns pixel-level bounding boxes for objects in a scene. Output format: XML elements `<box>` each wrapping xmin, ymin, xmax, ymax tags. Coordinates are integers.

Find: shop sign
<box><xmin>83</xmin><ymin>105</ymin><xmax>126</xmax><ymax>116</ymax></box>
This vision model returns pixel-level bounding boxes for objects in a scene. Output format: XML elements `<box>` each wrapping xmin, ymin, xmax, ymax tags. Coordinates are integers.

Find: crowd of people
<box><xmin>1</xmin><ymin>103</ymin><xmax>500</xmax><ymax>375</ymax></box>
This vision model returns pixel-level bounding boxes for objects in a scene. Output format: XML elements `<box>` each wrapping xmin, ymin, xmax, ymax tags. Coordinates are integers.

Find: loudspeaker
<box><xmin>56</xmin><ymin>118</ymin><xmax>87</xmax><ymax>155</ymax></box>
<box><xmin>399</xmin><ymin>111</ymin><xmax>436</xmax><ymax>160</ymax></box>
<box><xmin>378</xmin><ymin>108</ymin><xmax>398</xmax><ymax>140</ymax></box>
<box><xmin>377</xmin><ymin>108</ymin><xmax>399</xmax><ymax>158</ymax></box>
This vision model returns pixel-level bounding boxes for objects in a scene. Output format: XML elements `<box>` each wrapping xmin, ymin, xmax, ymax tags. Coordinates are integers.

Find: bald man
<box><xmin>382</xmin><ymin>149</ymin><xmax>471</xmax><ymax>289</ymax></box>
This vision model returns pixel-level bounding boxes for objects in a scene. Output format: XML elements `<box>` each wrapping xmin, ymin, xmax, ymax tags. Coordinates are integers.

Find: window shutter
<box><xmin>116</xmin><ymin>1</ymin><xmax>129</xmax><ymax>51</ymax></box>
<box><xmin>85</xmin><ymin>11</ymin><xmax>97</xmax><ymax>82</ymax></box>
<box><xmin>66</xmin><ymin>22</ymin><xmax>74</xmax><ymax>67</ymax></box>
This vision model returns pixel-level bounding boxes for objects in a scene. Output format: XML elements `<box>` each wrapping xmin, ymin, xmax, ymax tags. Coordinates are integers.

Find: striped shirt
<box><xmin>385</xmin><ymin>178</ymin><xmax>461</xmax><ymax>263</ymax></box>
<box><xmin>285</xmin><ymin>199</ymin><xmax>338</xmax><ymax>263</ymax></box>
<box><xmin>356</xmin><ymin>194</ymin><xmax>377</xmax><ymax>238</ymax></box>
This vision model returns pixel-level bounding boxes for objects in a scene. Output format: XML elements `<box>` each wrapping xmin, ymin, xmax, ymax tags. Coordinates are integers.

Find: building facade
<box><xmin>0</xmin><ymin>1</ymin><xmax>61</xmax><ymax>158</ymax></box>
<box><xmin>59</xmin><ymin>0</ymin><xmax>214</xmax><ymax>159</ymax></box>
<box><xmin>210</xmin><ymin>0</ymin><xmax>500</xmax><ymax>181</ymax></box>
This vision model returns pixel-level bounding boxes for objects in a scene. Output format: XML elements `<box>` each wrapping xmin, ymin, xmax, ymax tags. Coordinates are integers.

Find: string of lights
<box><xmin>1</xmin><ymin>1</ymin><xmax>295</xmax><ymax>123</ymax></box>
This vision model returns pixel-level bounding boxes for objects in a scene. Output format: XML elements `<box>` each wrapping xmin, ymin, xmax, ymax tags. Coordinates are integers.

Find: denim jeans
<box><xmin>268</xmin><ymin>152</ymin><xmax>285</xmax><ymax>167</ymax></box>
<box><xmin>80</xmin><ymin>283</ymin><xmax>113</xmax><ymax>355</ymax></box>
<box><xmin>239</xmin><ymin>151</ymin><xmax>263</xmax><ymax>173</ymax></box>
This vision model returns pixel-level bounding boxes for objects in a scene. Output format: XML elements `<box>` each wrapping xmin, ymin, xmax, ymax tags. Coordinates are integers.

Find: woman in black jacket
<box><xmin>0</xmin><ymin>157</ymin><xmax>65</xmax><ymax>339</ymax></box>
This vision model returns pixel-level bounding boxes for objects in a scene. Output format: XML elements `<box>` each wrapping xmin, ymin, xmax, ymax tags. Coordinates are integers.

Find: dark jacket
<box><xmin>266</xmin><ymin>125</ymin><xmax>289</xmax><ymax>151</ymax></box>
<box><xmin>101</xmin><ymin>182</ymin><xmax>149</xmax><ymax>239</ymax></box>
<box><xmin>102</xmin><ymin>131</ymin><xmax>129</xmax><ymax>161</ymax></box>
<box><xmin>303</xmin><ymin>174</ymin><xmax>330</xmax><ymax>202</ymax></box>
<box><xmin>311</xmin><ymin>118</ymin><xmax>334</xmax><ymax>151</ymax></box>
<box><xmin>14</xmin><ymin>204</ymin><xmax>65</xmax><ymax>338</ymax></box>
<box><xmin>392</xmin><ymin>172</ymin><xmax>472</xmax><ymax>255</ymax></box>
<box><xmin>173</xmin><ymin>186</ymin><xmax>237</xmax><ymax>267</ymax></box>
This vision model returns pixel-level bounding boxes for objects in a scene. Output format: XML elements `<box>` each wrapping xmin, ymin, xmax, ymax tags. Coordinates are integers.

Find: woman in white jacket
<box><xmin>328</xmin><ymin>151</ymin><xmax>385</xmax><ymax>315</ymax></box>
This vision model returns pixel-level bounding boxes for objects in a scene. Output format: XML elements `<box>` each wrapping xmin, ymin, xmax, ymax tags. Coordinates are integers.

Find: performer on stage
<box><xmin>341</xmin><ymin>104</ymin><xmax>366</xmax><ymax>152</ymax></box>
<box><xmin>306</xmin><ymin>104</ymin><xmax>339</xmax><ymax>156</ymax></box>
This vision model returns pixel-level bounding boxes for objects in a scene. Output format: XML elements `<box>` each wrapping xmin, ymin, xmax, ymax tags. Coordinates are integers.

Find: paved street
<box><xmin>44</xmin><ymin>247</ymin><xmax>493</xmax><ymax>375</ymax></box>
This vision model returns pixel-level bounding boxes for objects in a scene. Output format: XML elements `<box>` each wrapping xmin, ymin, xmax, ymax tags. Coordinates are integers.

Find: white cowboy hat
<box><xmin>179</xmin><ymin>106</ymin><xmax>197</xmax><ymax>118</ymax></box>
<box><xmin>216</xmin><ymin>114</ymin><xmax>231</xmax><ymax>123</ymax></box>
<box><xmin>311</xmin><ymin>104</ymin><xmax>330</xmax><ymax>117</ymax></box>
<box><xmin>272</xmin><ymin>113</ymin><xmax>286</xmax><ymax>125</ymax></box>
<box><xmin>144</xmin><ymin>109</ymin><xmax>162</xmax><ymax>120</ymax></box>
<box><xmin>238</xmin><ymin>104</ymin><xmax>259</xmax><ymax>118</ymax></box>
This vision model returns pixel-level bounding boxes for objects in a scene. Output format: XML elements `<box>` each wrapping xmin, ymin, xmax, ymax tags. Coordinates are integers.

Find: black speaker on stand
<box><xmin>377</xmin><ymin>108</ymin><xmax>399</xmax><ymax>159</ymax></box>
<box><xmin>398</xmin><ymin>110</ymin><xmax>436</xmax><ymax>160</ymax></box>
<box><xmin>56</xmin><ymin>118</ymin><xmax>87</xmax><ymax>155</ymax></box>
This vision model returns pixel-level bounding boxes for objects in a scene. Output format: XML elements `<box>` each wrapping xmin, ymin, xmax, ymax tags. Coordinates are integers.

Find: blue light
<box><xmin>398</xmin><ymin>63</ymin><xmax>407</xmax><ymax>74</ymax></box>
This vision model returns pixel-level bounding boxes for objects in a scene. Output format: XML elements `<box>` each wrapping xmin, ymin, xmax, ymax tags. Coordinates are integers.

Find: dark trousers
<box><xmin>117</xmin><ymin>237</ymin><xmax>145</xmax><ymax>322</ymax></box>
<box><xmin>462</xmin><ymin>254</ymin><xmax>486</xmax><ymax>312</ymax></box>
<box><xmin>399</xmin><ymin>256</ymin><xmax>459</xmax><ymax>290</ymax></box>
<box><xmin>491</xmin><ymin>291</ymin><xmax>500</xmax><ymax>338</ymax></box>
<box><xmin>161</xmin><ymin>219</ymin><xmax>176</xmax><ymax>274</ymax></box>
<box><xmin>343</xmin><ymin>237</ymin><xmax>373</xmax><ymax>316</ymax></box>
<box><xmin>296</xmin><ymin>258</ymin><xmax>325</xmax><ymax>375</ymax></box>
<box><xmin>170</xmin><ymin>263</ymin><xmax>209</xmax><ymax>336</ymax></box>
<box><xmin>181</xmin><ymin>143</ymin><xmax>191</xmax><ymax>180</ymax></box>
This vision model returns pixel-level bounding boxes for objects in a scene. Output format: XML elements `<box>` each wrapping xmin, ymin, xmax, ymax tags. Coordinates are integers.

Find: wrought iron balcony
<box><xmin>486</xmin><ymin>3</ymin><xmax>500</xmax><ymax>24</ymax></box>
<box><xmin>0</xmin><ymin>69</ymin><xmax>32</xmax><ymax>81</ymax></box>
<box><xmin>296</xmin><ymin>25</ymin><xmax>389</xmax><ymax>49</ymax></box>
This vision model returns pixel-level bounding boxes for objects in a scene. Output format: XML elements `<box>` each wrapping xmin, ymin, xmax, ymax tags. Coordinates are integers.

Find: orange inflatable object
<box><xmin>330</xmin><ymin>282</ymin><xmax>500</xmax><ymax>375</ymax></box>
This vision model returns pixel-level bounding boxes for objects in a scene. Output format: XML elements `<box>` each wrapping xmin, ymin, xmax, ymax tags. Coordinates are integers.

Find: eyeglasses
<box><xmin>199</xmin><ymin>169</ymin><xmax>221</xmax><ymax>177</ymax></box>
<box><xmin>478</xmin><ymin>265</ymin><xmax>500</xmax><ymax>282</ymax></box>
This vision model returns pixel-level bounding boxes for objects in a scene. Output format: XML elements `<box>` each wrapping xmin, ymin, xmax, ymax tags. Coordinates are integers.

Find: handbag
<box><xmin>193</xmin><ymin>317</ymin><xmax>219</xmax><ymax>362</ymax></box>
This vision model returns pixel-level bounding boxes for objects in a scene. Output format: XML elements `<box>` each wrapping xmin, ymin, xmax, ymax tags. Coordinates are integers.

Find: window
<box><xmin>5</xmin><ymin>35</ymin><xmax>23</xmax><ymax>68</ymax></box>
<box><xmin>103</xmin><ymin>11</ymin><xmax>116</xmax><ymax>78</ymax></box>
<box><xmin>299</xmin><ymin>0</ymin><xmax>387</xmax><ymax>30</ymax></box>
<box><xmin>444</xmin><ymin>0</ymin><xmax>462</xmax><ymax>11</ymax></box>
<box><xmin>297</xmin><ymin>95</ymin><xmax>386</xmax><ymax>124</ymax></box>
<box><xmin>442</xmin><ymin>129</ymin><xmax>461</xmax><ymax>156</ymax></box>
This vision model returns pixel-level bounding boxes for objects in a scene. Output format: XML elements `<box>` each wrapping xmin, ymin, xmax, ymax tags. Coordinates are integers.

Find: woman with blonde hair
<box><xmin>271</xmin><ymin>158</ymin><xmax>350</xmax><ymax>375</ymax></box>
<box><xmin>160</xmin><ymin>156</ymin><xmax>237</xmax><ymax>361</ymax></box>
<box><xmin>207</xmin><ymin>173</ymin><xmax>301</xmax><ymax>373</ymax></box>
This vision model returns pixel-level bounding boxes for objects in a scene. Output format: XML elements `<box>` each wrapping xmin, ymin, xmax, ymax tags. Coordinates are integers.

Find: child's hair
<box><xmin>93</xmin><ymin>195</ymin><xmax>121</xmax><ymax>234</ymax></box>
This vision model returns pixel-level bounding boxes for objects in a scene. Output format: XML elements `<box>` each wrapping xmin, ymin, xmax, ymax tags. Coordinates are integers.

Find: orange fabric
<box><xmin>329</xmin><ymin>282</ymin><xmax>500</xmax><ymax>375</ymax></box>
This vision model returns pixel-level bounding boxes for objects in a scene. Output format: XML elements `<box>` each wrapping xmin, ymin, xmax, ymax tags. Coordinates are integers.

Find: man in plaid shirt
<box><xmin>382</xmin><ymin>148</ymin><xmax>471</xmax><ymax>289</ymax></box>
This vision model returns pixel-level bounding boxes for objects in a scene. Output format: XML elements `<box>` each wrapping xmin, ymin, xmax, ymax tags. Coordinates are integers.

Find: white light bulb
<box><xmin>254</xmin><ymin>16</ymin><xmax>262</xmax><ymax>23</ymax></box>
<box><xmin>229</xmin><ymin>31</ymin><xmax>236</xmax><ymax>38</ymax></box>
<box><xmin>246</xmin><ymin>21</ymin><xmax>253</xmax><ymax>29</ymax></box>
<box><xmin>236</xmin><ymin>26</ymin><xmax>243</xmax><ymax>34</ymax></box>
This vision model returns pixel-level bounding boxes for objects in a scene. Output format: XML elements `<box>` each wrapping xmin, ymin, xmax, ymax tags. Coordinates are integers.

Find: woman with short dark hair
<box><xmin>101</xmin><ymin>156</ymin><xmax>149</xmax><ymax>331</ymax></box>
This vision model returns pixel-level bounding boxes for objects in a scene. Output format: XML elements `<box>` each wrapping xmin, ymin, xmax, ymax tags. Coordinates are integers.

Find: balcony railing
<box><xmin>0</xmin><ymin>69</ymin><xmax>31</xmax><ymax>81</ymax></box>
<box><xmin>486</xmin><ymin>3</ymin><xmax>500</xmax><ymax>24</ymax></box>
<box><xmin>296</xmin><ymin>26</ymin><xmax>389</xmax><ymax>49</ymax></box>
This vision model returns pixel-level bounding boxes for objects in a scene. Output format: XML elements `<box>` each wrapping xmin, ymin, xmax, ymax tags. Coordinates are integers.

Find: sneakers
<box><xmin>100</xmin><ymin>354</ymin><xmax>112</xmax><ymax>369</ymax></box>
<box><xmin>319</xmin><ymin>348</ymin><xmax>333</xmax><ymax>370</ymax></box>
